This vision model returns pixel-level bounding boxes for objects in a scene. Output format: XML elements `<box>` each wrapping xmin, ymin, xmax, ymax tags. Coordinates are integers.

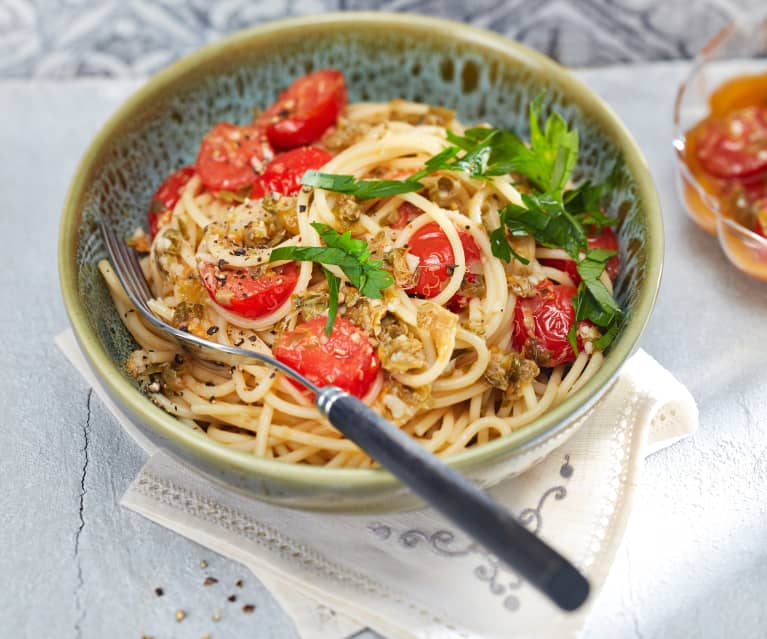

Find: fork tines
<box><xmin>98</xmin><ymin>219</ymin><xmax>154</xmax><ymax>311</ymax></box>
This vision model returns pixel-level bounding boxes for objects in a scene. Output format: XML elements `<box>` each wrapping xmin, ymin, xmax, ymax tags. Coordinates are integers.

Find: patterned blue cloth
<box><xmin>0</xmin><ymin>0</ymin><xmax>755</xmax><ymax>76</ymax></box>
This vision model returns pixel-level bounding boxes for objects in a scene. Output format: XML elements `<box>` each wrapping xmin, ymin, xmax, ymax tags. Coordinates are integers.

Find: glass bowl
<box><xmin>673</xmin><ymin>17</ymin><xmax>767</xmax><ymax>281</ymax></box>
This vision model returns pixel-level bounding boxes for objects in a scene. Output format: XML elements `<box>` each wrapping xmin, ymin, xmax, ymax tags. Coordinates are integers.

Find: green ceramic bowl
<box><xmin>59</xmin><ymin>12</ymin><xmax>662</xmax><ymax>512</ymax></box>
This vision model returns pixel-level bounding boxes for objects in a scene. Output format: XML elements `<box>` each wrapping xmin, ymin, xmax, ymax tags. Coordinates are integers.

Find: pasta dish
<box><xmin>100</xmin><ymin>69</ymin><xmax>623</xmax><ymax>468</ymax></box>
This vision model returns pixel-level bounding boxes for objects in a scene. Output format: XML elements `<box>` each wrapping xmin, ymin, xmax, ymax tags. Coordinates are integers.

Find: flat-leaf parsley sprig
<box><xmin>486</xmin><ymin>102</ymin><xmax>623</xmax><ymax>352</ymax></box>
<box><xmin>269</xmin><ymin>223</ymin><xmax>394</xmax><ymax>335</ymax></box>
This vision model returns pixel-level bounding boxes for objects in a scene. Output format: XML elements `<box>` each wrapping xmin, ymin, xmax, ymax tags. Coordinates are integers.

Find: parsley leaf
<box><xmin>409</xmin><ymin>146</ymin><xmax>462</xmax><ymax>181</ymax></box>
<box><xmin>426</xmin><ymin>127</ymin><xmax>529</xmax><ymax>179</ymax></box>
<box><xmin>500</xmin><ymin>193</ymin><xmax>588</xmax><ymax>260</ymax></box>
<box><xmin>526</xmin><ymin>95</ymin><xmax>579</xmax><ymax>195</ymax></box>
<box><xmin>301</xmin><ymin>171</ymin><xmax>423</xmax><ymax>200</ymax></box>
<box><xmin>566</xmin><ymin>250</ymin><xmax>623</xmax><ymax>352</ymax></box>
<box><xmin>489</xmin><ymin>226</ymin><xmax>530</xmax><ymax>265</ymax></box>
<box><xmin>564</xmin><ymin>181</ymin><xmax>617</xmax><ymax>232</ymax></box>
<box><xmin>269</xmin><ymin>223</ymin><xmax>394</xmax><ymax>333</ymax></box>
<box><xmin>489</xmin><ymin>226</ymin><xmax>512</xmax><ymax>263</ymax></box>
<box><xmin>575</xmin><ymin>249</ymin><xmax>617</xmax><ymax>281</ymax></box>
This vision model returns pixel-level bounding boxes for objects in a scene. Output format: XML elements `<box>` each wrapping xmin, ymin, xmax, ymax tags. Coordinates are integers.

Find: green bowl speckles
<box><xmin>58</xmin><ymin>12</ymin><xmax>663</xmax><ymax>512</ymax></box>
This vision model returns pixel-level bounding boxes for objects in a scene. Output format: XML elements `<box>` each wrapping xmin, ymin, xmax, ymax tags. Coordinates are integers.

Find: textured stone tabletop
<box><xmin>2</xmin><ymin>62</ymin><xmax>766</xmax><ymax>638</ymax></box>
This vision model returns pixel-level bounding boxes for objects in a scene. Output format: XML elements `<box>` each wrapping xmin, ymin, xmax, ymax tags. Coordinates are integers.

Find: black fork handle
<box><xmin>315</xmin><ymin>387</ymin><xmax>590</xmax><ymax>612</ymax></box>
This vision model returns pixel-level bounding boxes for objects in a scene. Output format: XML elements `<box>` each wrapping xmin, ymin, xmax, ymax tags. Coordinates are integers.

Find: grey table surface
<box><xmin>2</xmin><ymin>62</ymin><xmax>766</xmax><ymax>639</ymax></box>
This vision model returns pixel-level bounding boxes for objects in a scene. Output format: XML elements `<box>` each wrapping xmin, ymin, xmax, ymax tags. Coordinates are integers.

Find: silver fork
<box><xmin>99</xmin><ymin>219</ymin><xmax>590</xmax><ymax>611</ymax></box>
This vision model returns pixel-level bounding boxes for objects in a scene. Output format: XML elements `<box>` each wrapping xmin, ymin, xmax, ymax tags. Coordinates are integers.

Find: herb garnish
<box><xmin>501</xmin><ymin>193</ymin><xmax>588</xmax><ymax>259</ymax></box>
<box><xmin>570</xmin><ymin>250</ymin><xmax>622</xmax><ymax>351</ymax></box>
<box><xmin>413</xmin><ymin>96</ymin><xmax>579</xmax><ymax>195</ymax></box>
<box><xmin>486</xmin><ymin>103</ymin><xmax>623</xmax><ymax>353</ymax></box>
<box><xmin>301</xmin><ymin>171</ymin><xmax>424</xmax><ymax>200</ymax></box>
<box><xmin>269</xmin><ymin>222</ymin><xmax>394</xmax><ymax>335</ymax></box>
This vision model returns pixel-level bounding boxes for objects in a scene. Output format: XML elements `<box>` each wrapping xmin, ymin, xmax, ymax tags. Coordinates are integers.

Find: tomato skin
<box><xmin>696</xmin><ymin>106</ymin><xmax>767</xmax><ymax>180</ymax></box>
<box><xmin>251</xmin><ymin>146</ymin><xmax>333</xmax><ymax>199</ymax></box>
<box><xmin>540</xmin><ymin>226</ymin><xmax>620</xmax><ymax>284</ymax></box>
<box><xmin>255</xmin><ymin>70</ymin><xmax>347</xmax><ymax>150</ymax></box>
<box><xmin>148</xmin><ymin>166</ymin><xmax>195</xmax><ymax>238</ymax></box>
<box><xmin>511</xmin><ymin>280</ymin><xmax>587</xmax><ymax>367</ymax></box>
<box><xmin>195</xmin><ymin>123</ymin><xmax>272</xmax><ymax>191</ymax></box>
<box><xmin>199</xmin><ymin>262</ymin><xmax>298</xmax><ymax>319</ymax></box>
<box><xmin>273</xmin><ymin>317</ymin><xmax>380</xmax><ymax>398</ymax></box>
<box><xmin>391</xmin><ymin>201</ymin><xmax>421</xmax><ymax>229</ymax></box>
<box><xmin>446</xmin><ymin>233</ymin><xmax>483</xmax><ymax>312</ymax></box>
<box><xmin>755</xmin><ymin>204</ymin><xmax>767</xmax><ymax>239</ymax></box>
<box><xmin>406</xmin><ymin>223</ymin><xmax>482</xmax><ymax>301</ymax></box>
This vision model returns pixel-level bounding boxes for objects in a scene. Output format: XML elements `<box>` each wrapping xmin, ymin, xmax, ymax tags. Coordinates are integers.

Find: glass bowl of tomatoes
<box><xmin>673</xmin><ymin>16</ymin><xmax>767</xmax><ymax>281</ymax></box>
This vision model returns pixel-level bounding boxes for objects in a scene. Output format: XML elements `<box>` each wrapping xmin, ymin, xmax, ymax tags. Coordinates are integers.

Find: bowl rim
<box><xmin>671</xmin><ymin>18</ymin><xmax>767</xmax><ymax>249</ymax></box>
<box><xmin>59</xmin><ymin>10</ymin><xmax>664</xmax><ymax>491</ymax></box>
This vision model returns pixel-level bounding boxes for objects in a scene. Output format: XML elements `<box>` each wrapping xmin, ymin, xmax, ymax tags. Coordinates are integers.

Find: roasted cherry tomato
<box><xmin>512</xmin><ymin>280</ymin><xmax>588</xmax><ymax>367</ymax></box>
<box><xmin>255</xmin><ymin>70</ymin><xmax>347</xmax><ymax>150</ymax></box>
<box><xmin>755</xmin><ymin>205</ymin><xmax>767</xmax><ymax>239</ymax></box>
<box><xmin>148</xmin><ymin>166</ymin><xmax>195</xmax><ymax>238</ymax></box>
<box><xmin>391</xmin><ymin>201</ymin><xmax>421</xmax><ymax>230</ymax></box>
<box><xmin>273</xmin><ymin>317</ymin><xmax>380</xmax><ymax>399</ymax></box>
<box><xmin>723</xmin><ymin>179</ymin><xmax>767</xmax><ymax>236</ymax></box>
<box><xmin>199</xmin><ymin>261</ymin><xmax>298</xmax><ymax>319</ymax></box>
<box><xmin>195</xmin><ymin>123</ymin><xmax>272</xmax><ymax>191</ymax></box>
<box><xmin>251</xmin><ymin>146</ymin><xmax>333</xmax><ymax>199</ymax></box>
<box><xmin>446</xmin><ymin>234</ymin><xmax>483</xmax><ymax>312</ymax></box>
<box><xmin>540</xmin><ymin>226</ymin><xmax>620</xmax><ymax>284</ymax></box>
<box><xmin>696</xmin><ymin>106</ymin><xmax>767</xmax><ymax>180</ymax></box>
<box><xmin>406</xmin><ymin>222</ymin><xmax>482</xmax><ymax>300</ymax></box>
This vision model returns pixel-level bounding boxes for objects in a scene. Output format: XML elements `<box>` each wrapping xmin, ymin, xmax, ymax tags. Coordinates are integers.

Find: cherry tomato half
<box><xmin>255</xmin><ymin>70</ymin><xmax>347</xmax><ymax>150</ymax></box>
<box><xmin>199</xmin><ymin>261</ymin><xmax>298</xmax><ymax>319</ymax></box>
<box><xmin>273</xmin><ymin>317</ymin><xmax>380</xmax><ymax>399</ymax></box>
<box><xmin>696</xmin><ymin>106</ymin><xmax>767</xmax><ymax>180</ymax></box>
<box><xmin>512</xmin><ymin>280</ymin><xmax>588</xmax><ymax>367</ymax></box>
<box><xmin>148</xmin><ymin>166</ymin><xmax>195</xmax><ymax>238</ymax></box>
<box><xmin>251</xmin><ymin>146</ymin><xmax>333</xmax><ymax>199</ymax></box>
<box><xmin>406</xmin><ymin>223</ymin><xmax>482</xmax><ymax>300</ymax></box>
<box><xmin>391</xmin><ymin>201</ymin><xmax>421</xmax><ymax>230</ymax></box>
<box><xmin>540</xmin><ymin>226</ymin><xmax>620</xmax><ymax>285</ymax></box>
<box><xmin>195</xmin><ymin>123</ymin><xmax>272</xmax><ymax>191</ymax></box>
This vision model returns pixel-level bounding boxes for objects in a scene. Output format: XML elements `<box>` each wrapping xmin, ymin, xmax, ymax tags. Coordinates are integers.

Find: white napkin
<box><xmin>56</xmin><ymin>328</ymin><xmax>697</xmax><ymax>639</ymax></box>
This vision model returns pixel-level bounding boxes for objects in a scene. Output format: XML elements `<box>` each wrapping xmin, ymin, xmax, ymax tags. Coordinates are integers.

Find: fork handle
<box><xmin>315</xmin><ymin>387</ymin><xmax>589</xmax><ymax>612</ymax></box>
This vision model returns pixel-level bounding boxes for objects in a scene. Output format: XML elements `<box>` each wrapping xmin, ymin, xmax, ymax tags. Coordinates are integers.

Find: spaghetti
<box><xmin>101</xmin><ymin>70</ymin><xmax>620</xmax><ymax>468</ymax></box>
